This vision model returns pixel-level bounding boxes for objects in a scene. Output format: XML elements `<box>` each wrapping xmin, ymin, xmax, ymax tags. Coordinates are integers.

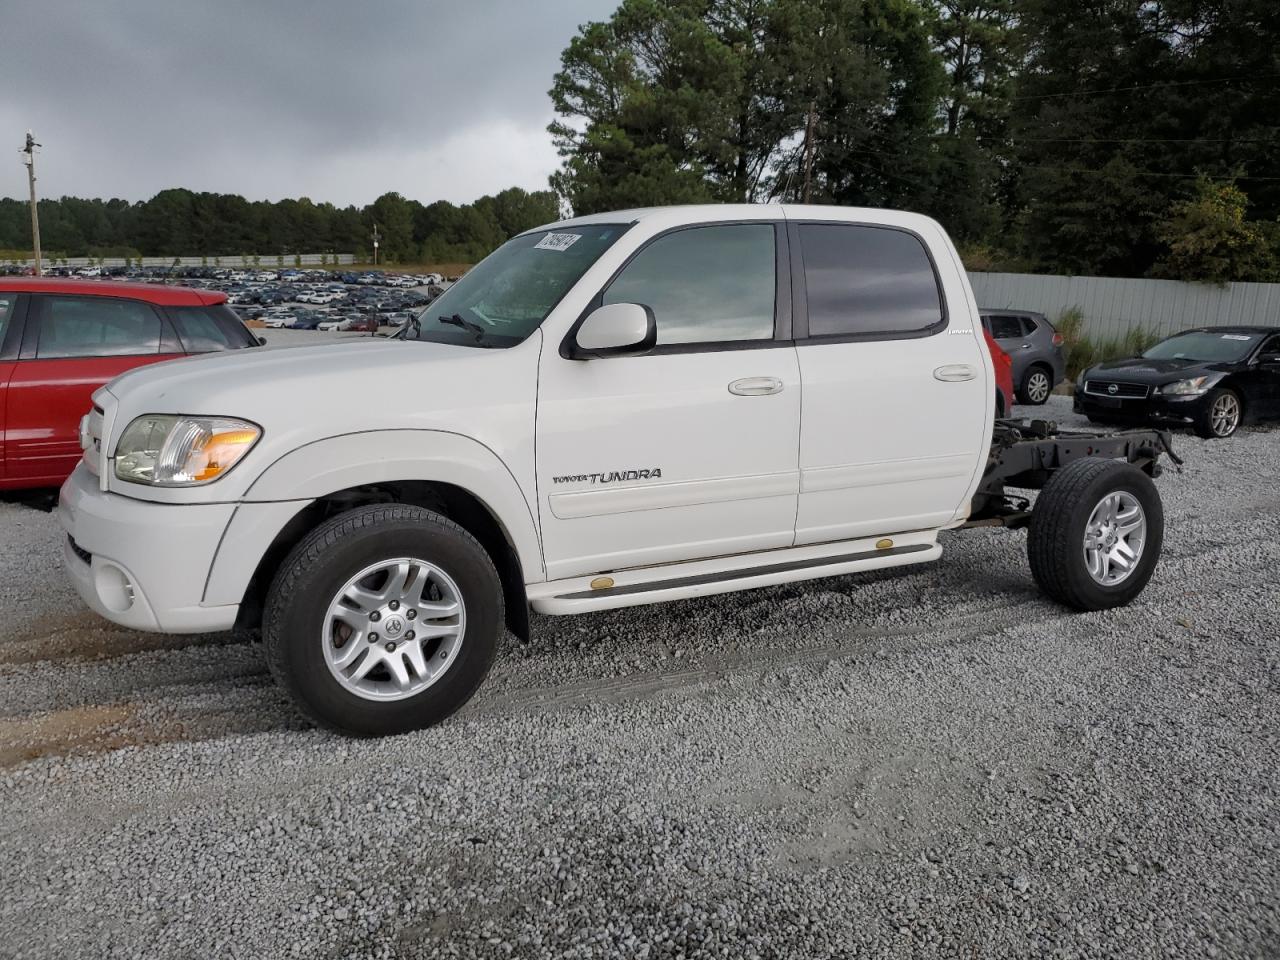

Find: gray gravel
<box><xmin>2</xmin><ymin>396</ymin><xmax>1278</xmax><ymax>958</ymax></box>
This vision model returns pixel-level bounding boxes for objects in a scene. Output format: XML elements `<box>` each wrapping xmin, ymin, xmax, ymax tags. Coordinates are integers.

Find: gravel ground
<box><xmin>1</xmin><ymin>396</ymin><xmax>1278</xmax><ymax>959</ymax></box>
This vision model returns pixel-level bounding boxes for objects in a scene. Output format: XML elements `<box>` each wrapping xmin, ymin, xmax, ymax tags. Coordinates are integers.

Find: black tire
<box><xmin>263</xmin><ymin>504</ymin><xmax>502</xmax><ymax>736</ymax></box>
<box><xmin>1192</xmin><ymin>387</ymin><xmax>1242</xmax><ymax>439</ymax></box>
<box><xmin>1017</xmin><ymin>364</ymin><xmax>1054</xmax><ymax>405</ymax></box>
<box><xmin>1027</xmin><ymin>457</ymin><xmax>1163</xmax><ymax>611</ymax></box>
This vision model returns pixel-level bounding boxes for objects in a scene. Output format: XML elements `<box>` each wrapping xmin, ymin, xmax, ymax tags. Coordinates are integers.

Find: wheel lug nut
<box><xmin>385</xmin><ymin>642</ymin><xmax>396</xmax><ymax>652</ymax></box>
<box><xmin>389</xmin><ymin>601</ymin><xmax>399</xmax><ymax>611</ymax></box>
<box><xmin>406</xmin><ymin>610</ymin><xmax>416</xmax><ymax>620</ymax></box>
<box><xmin>370</xmin><ymin>611</ymin><xmax>381</xmax><ymax>622</ymax></box>
<box><xmin>405</xmin><ymin>631</ymin><xmax>415</xmax><ymax>641</ymax></box>
<box><xmin>369</xmin><ymin>632</ymin><xmax>379</xmax><ymax>642</ymax></box>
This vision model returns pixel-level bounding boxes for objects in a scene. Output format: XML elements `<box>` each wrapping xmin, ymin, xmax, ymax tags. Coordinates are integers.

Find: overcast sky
<box><xmin>1</xmin><ymin>0</ymin><xmax>617</xmax><ymax>207</ymax></box>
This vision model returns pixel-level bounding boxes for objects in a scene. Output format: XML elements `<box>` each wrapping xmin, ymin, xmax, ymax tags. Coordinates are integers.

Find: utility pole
<box><xmin>371</xmin><ymin>223</ymin><xmax>380</xmax><ymax>266</ymax></box>
<box><xmin>20</xmin><ymin>131</ymin><xmax>42</xmax><ymax>276</ymax></box>
<box><xmin>802</xmin><ymin>102</ymin><xmax>815</xmax><ymax>204</ymax></box>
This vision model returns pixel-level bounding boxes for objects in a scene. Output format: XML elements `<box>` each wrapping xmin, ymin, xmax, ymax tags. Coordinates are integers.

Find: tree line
<box><xmin>5</xmin><ymin>0</ymin><xmax>1277</xmax><ymax>281</ymax></box>
<box><xmin>549</xmin><ymin>0</ymin><xmax>1280</xmax><ymax>283</ymax></box>
<box><xmin>0</xmin><ymin>186</ymin><xmax>560</xmax><ymax>265</ymax></box>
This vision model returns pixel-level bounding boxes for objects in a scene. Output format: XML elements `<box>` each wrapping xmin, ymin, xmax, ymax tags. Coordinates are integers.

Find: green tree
<box><xmin>1152</xmin><ymin>178</ymin><xmax>1277</xmax><ymax>283</ymax></box>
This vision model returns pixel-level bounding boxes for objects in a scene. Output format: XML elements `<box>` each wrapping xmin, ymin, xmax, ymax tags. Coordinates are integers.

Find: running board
<box><xmin>528</xmin><ymin>534</ymin><xmax>941</xmax><ymax>615</ymax></box>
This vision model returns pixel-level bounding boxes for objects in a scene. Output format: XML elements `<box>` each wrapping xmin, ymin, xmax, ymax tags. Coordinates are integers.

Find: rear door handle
<box><xmin>728</xmin><ymin>376</ymin><xmax>784</xmax><ymax>396</ymax></box>
<box><xmin>933</xmin><ymin>364</ymin><xmax>977</xmax><ymax>382</ymax></box>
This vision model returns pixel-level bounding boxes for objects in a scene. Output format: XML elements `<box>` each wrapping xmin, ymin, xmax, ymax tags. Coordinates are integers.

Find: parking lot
<box><xmin>1</xmin><ymin>395</ymin><xmax>1277</xmax><ymax>959</ymax></box>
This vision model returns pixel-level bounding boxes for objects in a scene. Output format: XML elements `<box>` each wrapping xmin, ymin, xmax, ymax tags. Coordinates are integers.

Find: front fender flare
<box><xmin>203</xmin><ymin>430</ymin><xmax>544</xmax><ymax>608</ymax></box>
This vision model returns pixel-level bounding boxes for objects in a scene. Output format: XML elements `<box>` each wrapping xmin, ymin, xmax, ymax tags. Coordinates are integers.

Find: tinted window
<box><xmin>799</xmin><ymin>224</ymin><xmax>942</xmax><ymax>338</ymax></box>
<box><xmin>1019</xmin><ymin>316</ymin><xmax>1039</xmax><ymax>337</ymax></box>
<box><xmin>169</xmin><ymin>304</ymin><xmax>255</xmax><ymax>352</ymax></box>
<box><xmin>603</xmin><ymin>224</ymin><xmax>775</xmax><ymax>345</ymax></box>
<box><xmin>36</xmin><ymin>296</ymin><xmax>161</xmax><ymax>359</ymax></box>
<box><xmin>987</xmin><ymin>314</ymin><xmax>1023</xmax><ymax>340</ymax></box>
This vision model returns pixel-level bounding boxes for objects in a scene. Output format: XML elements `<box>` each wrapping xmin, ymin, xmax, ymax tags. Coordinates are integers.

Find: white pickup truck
<box><xmin>59</xmin><ymin>205</ymin><xmax>1179</xmax><ymax>736</ymax></box>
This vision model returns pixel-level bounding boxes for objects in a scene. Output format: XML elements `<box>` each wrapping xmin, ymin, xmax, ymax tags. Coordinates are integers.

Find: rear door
<box><xmin>788</xmin><ymin>218</ymin><xmax>989</xmax><ymax>543</ymax></box>
<box><xmin>5</xmin><ymin>294</ymin><xmax>182</xmax><ymax>486</ymax></box>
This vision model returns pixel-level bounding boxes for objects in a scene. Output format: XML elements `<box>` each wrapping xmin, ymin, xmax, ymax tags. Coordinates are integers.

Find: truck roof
<box><xmin>0</xmin><ymin>278</ymin><xmax>227</xmax><ymax>306</ymax></box>
<box><xmin>539</xmin><ymin>203</ymin><xmax>942</xmax><ymax>234</ymax></box>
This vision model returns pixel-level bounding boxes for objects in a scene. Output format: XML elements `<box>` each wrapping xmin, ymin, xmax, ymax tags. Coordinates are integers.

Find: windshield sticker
<box><xmin>1220</xmin><ymin>334</ymin><xmax>1251</xmax><ymax>340</ymax></box>
<box><xmin>535</xmin><ymin>232</ymin><xmax>581</xmax><ymax>252</ymax></box>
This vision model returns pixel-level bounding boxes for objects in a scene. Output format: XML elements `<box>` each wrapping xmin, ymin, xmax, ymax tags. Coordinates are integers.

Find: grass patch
<box><xmin>1053</xmin><ymin>306</ymin><xmax>1160</xmax><ymax>380</ymax></box>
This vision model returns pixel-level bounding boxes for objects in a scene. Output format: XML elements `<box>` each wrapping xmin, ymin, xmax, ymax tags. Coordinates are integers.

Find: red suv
<box><xmin>0</xmin><ymin>279</ymin><xmax>259</xmax><ymax>490</ymax></box>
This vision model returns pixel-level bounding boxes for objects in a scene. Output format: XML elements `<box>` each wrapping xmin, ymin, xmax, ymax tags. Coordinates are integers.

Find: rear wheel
<box><xmin>1018</xmin><ymin>365</ymin><xmax>1053</xmax><ymax>405</ymax></box>
<box><xmin>1027</xmin><ymin>457</ymin><xmax>1163</xmax><ymax>611</ymax></box>
<box><xmin>1192</xmin><ymin>387</ymin><xmax>1241</xmax><ymax>439</ymax></box>
<box><xmin>263</xmin><ymin>504</ymin><xmax>502</xmax><ymax>736</ymax></box>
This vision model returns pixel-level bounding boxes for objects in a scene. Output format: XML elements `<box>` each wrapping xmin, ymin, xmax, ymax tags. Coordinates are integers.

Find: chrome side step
<box><xmin>528</xmin><ymin>534</ymin><xmax>941</xmax><ymax>615</ymax></box>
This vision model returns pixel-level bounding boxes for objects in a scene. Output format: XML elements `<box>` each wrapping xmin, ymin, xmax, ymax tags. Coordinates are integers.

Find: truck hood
<box><xmin>98</xmin><ymin>336</ymin><xmax>540</xmax><ymax>500</ymax></box>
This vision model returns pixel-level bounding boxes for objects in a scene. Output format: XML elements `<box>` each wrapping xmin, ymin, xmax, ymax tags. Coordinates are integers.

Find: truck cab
<box><xmin>59</xmin><ymin>205</ymin><xmax>1175</xmax><ymax>736</ymax></box>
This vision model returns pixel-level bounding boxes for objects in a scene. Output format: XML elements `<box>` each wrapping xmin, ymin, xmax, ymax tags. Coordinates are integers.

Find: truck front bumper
<box><xmin>58</xmin><ymin>464</ymin><xmax>240</xmax><ymax>634</ymax></box>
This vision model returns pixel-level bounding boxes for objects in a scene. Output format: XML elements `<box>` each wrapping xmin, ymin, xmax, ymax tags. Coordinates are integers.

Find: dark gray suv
<box><xmin>980</xmin><ymin>309</ymin><xmax>1067</xmax><ymax>405</ymax></box>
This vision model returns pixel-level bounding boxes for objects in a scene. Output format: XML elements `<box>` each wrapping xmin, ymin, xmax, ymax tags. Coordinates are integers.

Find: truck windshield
<box><xmin>1142</xmin><ymin>331</ymin><xmax>1262</xmax><ymax>363</ymax></box>
<box><xmin>404</xmin><ymin>223</ymin><xmax>629</xmax><ymax>348</ymax></box>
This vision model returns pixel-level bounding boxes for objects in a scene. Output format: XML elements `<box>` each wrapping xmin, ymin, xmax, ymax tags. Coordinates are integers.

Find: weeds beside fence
<box><xmin>1052</xmin><ymin>307</ymin><xmax>1161</xmax><ymax>381</ymax></box>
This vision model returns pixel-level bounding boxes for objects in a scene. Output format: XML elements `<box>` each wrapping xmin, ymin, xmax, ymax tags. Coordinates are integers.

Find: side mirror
<box><xmin>570</xmin><ymin>302</ymin><xmax>656</xmax><ymax>359</ymax></box>
<box><xmin>256</xmin><ymin>336</ymin><xmax>267</xmax><ymax>346</ymax></box>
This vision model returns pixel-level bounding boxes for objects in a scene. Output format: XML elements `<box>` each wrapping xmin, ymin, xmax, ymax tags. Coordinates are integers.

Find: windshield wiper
<box><xmin>438</xmin><ymin>313</ymin><xmax>489</xmax><ymax>343</ymax></box>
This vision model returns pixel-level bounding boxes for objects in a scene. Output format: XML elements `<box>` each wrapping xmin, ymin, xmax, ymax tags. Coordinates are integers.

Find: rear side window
<box><xmin>1019</xmin><ymin>316</ymin><xmax>1039</xmax><ymax>336</ymax></box>
<box><xmin>987</xmin><ymin>314</ymin><xmax>1023</xmax><ymax>340</ymax></box>
<box><xmin>603</xmin><ymin>223</ymin><xmax>776</xmax><ymax>346</ymax></box>
<box><xmin>168</xmin><ymin>304</ymin><xmax>256</xmax><ymax>352</ymax></box>
<box><xmin>36</xmin><ymin>296</ymin><xmax>161</xmax><ymax>359</ymax></box>
<box><xmin>798</xmin><ymin>224</ymin><xmax>943</xmax><ymax>338</ymax></box>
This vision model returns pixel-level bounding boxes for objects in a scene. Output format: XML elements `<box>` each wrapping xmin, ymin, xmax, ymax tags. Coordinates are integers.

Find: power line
<box><xmin>1007</xmin><ymin>72</ymin><xmax>1280</xmax><ymax>103</ymax></box>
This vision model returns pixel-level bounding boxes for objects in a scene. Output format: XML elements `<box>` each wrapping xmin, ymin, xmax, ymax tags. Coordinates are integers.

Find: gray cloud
<box><xmin>1</xmin><ymin>0</ymin><xmax>615</xmax><ymax>206</ymax></box>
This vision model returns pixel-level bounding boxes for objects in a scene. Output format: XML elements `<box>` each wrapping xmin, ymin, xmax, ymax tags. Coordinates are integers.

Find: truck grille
<box><xmin>1085</xmin><ymin>380</ymin><xmax>1149</xmax><ymax>399</ymax></box>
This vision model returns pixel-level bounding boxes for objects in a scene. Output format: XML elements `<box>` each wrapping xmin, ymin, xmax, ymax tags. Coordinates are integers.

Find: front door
<box><xmin>536</xmin><ymin>222</ymin><xmax>801</xmax><ymax>580</ymax></box>
<box><xmin>5</xmin><ymin>294</ymin><xmax>181</xmax><ymax>485</ymax></box>
<box><xmin>787</xmin><ymin>219</ymin><xmax>989</xmax><ymax>543</ymax></box>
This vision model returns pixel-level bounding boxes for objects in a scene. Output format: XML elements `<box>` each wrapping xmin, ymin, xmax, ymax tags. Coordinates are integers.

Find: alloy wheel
<box><xmin>322</xmin><ymin>557</ymin><xmax>466</xmax><ymax>701</ymax></box>
<box><xmin>1082</xmin><ymin>491</ymin><xmax>1147</xmax><ymax>586</ymax></box>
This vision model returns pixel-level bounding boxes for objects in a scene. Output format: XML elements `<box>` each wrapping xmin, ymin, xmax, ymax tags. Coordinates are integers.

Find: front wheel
<box><xmin>1027</xmin><ymin>458</ymin><xmax>1164</xmax><ymax>611</ymax></box>
<box><xmin>1192</xmin><ymin>387</ymin><xmax>1242</xmax><ymax>439</ymax></box>
<box><xmin>263</xmin><ymin>504</ymin><xmax>503</xmax><ymax>736</ymax></box>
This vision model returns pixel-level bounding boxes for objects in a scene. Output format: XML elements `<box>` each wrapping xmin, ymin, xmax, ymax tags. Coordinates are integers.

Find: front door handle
<box><xmin>728</xmin><ymin>376</ymin><xmax>784</xmax><ymax>396</ymax></box>
<box><xmin>933</xmin><ymin>363</ymin><xmax>977</xmax><ymax>382</ymax></box>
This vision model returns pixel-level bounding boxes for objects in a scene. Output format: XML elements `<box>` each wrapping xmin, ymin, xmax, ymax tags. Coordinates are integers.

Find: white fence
<box><xmin>8</xmin><ymin>253</ymin><xmax>356</xmax><ymax>269</ymax></box>
<box><xmin>968</xmin><ymin>271</ymin><xmax>1280</xmax><ymax>340</ymax></box>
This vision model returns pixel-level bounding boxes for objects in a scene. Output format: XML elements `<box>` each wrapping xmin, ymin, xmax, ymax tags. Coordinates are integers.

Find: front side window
<box><xmin>406</xmin><ymin>223</ymin><xmax>629</xmax><ymax>348</ymax></box>
<box><xmin>799</xmin><ymin>224</ymin><xmax>943</xmax><ymax>338</ymax></box>
<box><xmin>36</xmin><ymin>296</ymin><xmax>162</xmax><ymax>359</ymax></box>
<box><xmin>602</xmin><ymin>223</ymin><xmax>776</xmax><ymax>345</ymax></box>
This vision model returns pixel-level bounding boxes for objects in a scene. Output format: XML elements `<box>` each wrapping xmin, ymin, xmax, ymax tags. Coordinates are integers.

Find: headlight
<box><xmin>1156</xmin><ymin>377</ymin><xmax>1210</xmax><ymax>396</ymax></box>
<box><xmin>114</xmin><ymin>415</ymin><xmax>261</xmax><ymax>486</ymax></box>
